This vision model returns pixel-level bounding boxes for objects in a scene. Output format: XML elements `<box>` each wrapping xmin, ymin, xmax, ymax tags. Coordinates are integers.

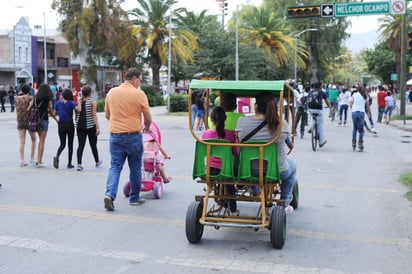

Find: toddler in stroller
<box><xmin>123</xmin><ymin>121</ymin><xmax>171</xmax><ymax>199</ymax></box>
<box><xmin>143</xmin><ymin>128</ymin><xmax>172</xmax><ymax>184</ymax></box>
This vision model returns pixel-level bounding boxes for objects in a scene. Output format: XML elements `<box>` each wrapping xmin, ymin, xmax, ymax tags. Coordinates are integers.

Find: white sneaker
<box><xmin>285</xmin><ymin>205</ymin><xmax>294</xmax><ymax>214</ymax></box>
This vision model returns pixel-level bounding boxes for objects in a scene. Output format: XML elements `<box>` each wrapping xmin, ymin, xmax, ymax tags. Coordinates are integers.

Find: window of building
<box><xmin>57</xmin><ymin>57</ymin><xmax>69</xmax><ymax>67</ymax></box>
<box><xmin>18</xmin><ymin>47</ymin><xmax>22</xmax><ymax>62</ymax></box>
<box><xmin>25</xmin><ymin>47</ymin><xmax>29</xmax><ymax>62</ymax></box>
<box><xmin>47</xmin><ymin>47</ymin><xmax>55</xmax><ymax>60</ymax></box>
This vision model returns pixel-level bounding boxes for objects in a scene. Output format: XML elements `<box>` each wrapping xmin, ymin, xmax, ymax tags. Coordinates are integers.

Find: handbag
<box><xmin>28</xmin><ymin>98</ymin><xmax>44</xmax><ymax>132</ymax></box>
<box><xmin>240</xmin><ymin>120</ymin><xmax>267</xmax><ymax>143</ymax></box>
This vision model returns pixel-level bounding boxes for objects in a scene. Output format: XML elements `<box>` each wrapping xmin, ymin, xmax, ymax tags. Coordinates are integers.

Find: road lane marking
<box><xmin>0</xmin><ymin>235</ymin><xmax>147</xmax><ymax>262</ymax></box>
<box><xmin>1</xmin><ymin>205</ymin><xmax>411</xmax><ymax>247</ymax></box>
<box><xmin>0</xmin><ymin>235</ymin><xmax>382</xmax><ymax>274</ymax></box>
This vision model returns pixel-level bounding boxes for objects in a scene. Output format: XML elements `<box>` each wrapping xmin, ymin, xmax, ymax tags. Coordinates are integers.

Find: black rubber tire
<box><xmin>270</xmin><ymin>205</ymin><xmax>286</xmax><ymax>249</ymax></box>
<box><xmin>185</xmin><ymin>201</ymin><xmax>204</xmax><ymax>244</ymax></box>
<box><xmin>311</xmin><ymin>123</ymin><xmax>318</xmax><ymax>151</ymax></box>
<box><xmin>290</xmin><ymin>181</ymin><xmax>299</xmax><ymax>210</ymax></box>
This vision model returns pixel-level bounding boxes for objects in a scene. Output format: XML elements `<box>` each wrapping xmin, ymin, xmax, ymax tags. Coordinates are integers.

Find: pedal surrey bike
<box><xmin>185</xmin><ymin>80</ymin><xmax>299</xmax><ymax>249</ymax></box>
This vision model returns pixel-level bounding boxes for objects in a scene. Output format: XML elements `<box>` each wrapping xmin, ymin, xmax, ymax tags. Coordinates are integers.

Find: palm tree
<box><xmin>128</xmin><ymin>0</ymin><xmax>198</xmax><ymax>96</ymax></box>
<box><xmin>378</xmin><ymin>14</ymin><xmax>409</xmax><ymax>89</ymax></box>
<box><xmin>238</xmin><ymin>6</ymin><xmax>295</xmax><ymax>68</ymax></box>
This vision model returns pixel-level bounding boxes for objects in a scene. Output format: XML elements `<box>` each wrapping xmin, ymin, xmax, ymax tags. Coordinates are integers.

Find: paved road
<box><xmin>0</xmin><ymin>101</ymin><xmax>411</xmax><ymax>274</ymax></box>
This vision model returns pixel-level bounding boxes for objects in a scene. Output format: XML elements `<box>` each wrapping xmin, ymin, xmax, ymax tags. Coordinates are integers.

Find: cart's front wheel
<box><xmin>270</xmin><ymin>205</ymin><xmax>286</xmax><ymax>249</ymax></box>
<box><xmin>185</xmin><ymin>201</ymin><xmax>204</xmax><ymax>244</ymax></box>
<box><xmin>290</xmin><ymin>180</ymin><xmax>299</xmax><ymax>210</ymax></box>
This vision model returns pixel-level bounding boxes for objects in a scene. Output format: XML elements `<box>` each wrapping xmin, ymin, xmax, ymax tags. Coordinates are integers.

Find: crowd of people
<box><xmin>12</xmin><ymin>82</ymin><xmax>102</xmax><ymax>170</ymax></box>
<box><xmin>290</xmin><ymin>82</ymin><xmax>399</xmax><ymax>152</ymax></box>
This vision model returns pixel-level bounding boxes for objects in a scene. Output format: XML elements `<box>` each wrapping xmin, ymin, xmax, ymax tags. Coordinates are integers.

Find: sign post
<box><xmin>335</xmin><ymin>1</ymin><xmax>390</xmax><ymax>17</ymax></box>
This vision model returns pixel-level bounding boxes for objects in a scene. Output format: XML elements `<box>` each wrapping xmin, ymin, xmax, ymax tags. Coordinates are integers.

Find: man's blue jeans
<box><xmin>352</xmin><ymin>111</ymin><xmax>365</xmax><ymax>141</ymax></box>
<box><xmin>105</xmin><ymin>133</ymin><xmax>143</xmax><ymax>203</ymax></box>
<box><xmin>280</xmin><ymin>159</ymin><xmax>297</xmax><ymax>206</ymax></box>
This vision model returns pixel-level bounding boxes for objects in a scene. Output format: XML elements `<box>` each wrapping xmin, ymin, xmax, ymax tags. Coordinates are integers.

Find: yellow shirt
<box><xmin>105</xmin><ymin>83</ymin><xmax>150</xmax><ymax>133</ymax></box>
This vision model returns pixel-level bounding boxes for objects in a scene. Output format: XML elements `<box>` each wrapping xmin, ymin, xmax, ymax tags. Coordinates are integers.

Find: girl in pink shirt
<box><xmin>201</xmin><ymin>106</ymin><xmax>239</xmax><ymax>214</ymax></box>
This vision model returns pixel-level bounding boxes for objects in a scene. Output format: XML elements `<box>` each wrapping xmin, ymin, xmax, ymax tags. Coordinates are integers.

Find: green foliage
<box><xmin>142</xmin><ymin>85</ymin><xmax>164</xmax><ymax>107</ymax></box>
<box><xmin>96</xmin><ymin>99</ymin><xmax>105</xmax><ymax>112</ymax></box>
<box><xmin>169</xmin><ymin>94</ymin><xmax>188</xmax><ymax>112</ymax></box>
<box><xmin>400</xmin><ymin>171</ymin><xmax>412</xmax><ymax>201</ymax></box>
<box><xmin>364</xmin><ymin>42</ymin><xmax>396</xmax><ymax>85</ymax></box>
<box><xmin>401</xmin><ymin>172</ymin><xmax>412</xmax><ymax>186</ymax></box>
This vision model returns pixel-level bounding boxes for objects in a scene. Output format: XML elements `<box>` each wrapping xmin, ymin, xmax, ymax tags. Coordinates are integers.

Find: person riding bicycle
<box><xmin>307</xmin><ymin>82</ymin><xmax>330</xmax><ymax>148</ymax></box>
<box><xmin>328</xmin><ymin>85</ymin><xmax>339</xmax><ymax>121</ymax></box>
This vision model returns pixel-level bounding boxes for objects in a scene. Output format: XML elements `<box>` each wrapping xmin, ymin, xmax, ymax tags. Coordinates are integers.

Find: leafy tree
<box><xmin>377</xmin><ymin>13</ymin><xmax>412</xmax><ymax>88</ymax></box>
<box><xmin>237</xmin><ymin>5</ymin><xmax>295</xmax><ymax>68</ymax></box>
<box><xmin>264</xmin><ymin>0</ymin><xmax>350</xmax><ymax>84</ymax></box>
<box><xmin>364</xmin><ymin>42</ymin><xmax>396</xmax><ymax>85</ymax></box>
<box><xmin>128</xmin><ymin>0</ymin><xmax>198</xmax><ymax>96</ymax></box>
<box><xmin>52</xmin><ymin>0</ymin><xmax>137</xmax><ymax>92</ymax></box>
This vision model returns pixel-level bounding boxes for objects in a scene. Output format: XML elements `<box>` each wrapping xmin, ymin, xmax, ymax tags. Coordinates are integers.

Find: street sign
<box><xmin>335</xmin><ymin>1</ymin><xmax>390</xmax><ymax>17</ymax></box>
<box><xmin>321</xmin><ymin>4</ymin><xmax>334</xmax><ymax>17</ymax></box>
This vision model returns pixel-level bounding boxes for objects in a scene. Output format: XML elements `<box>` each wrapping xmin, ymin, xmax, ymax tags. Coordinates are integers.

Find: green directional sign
<box><xmin>335</xmin><ymin>1</ymin><xmax>390</xmax><ymax>17</ymax></box>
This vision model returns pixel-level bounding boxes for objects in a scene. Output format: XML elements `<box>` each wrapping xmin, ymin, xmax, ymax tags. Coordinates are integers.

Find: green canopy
<box><xmin>189</xmin><ymin>80</ymin><xmax>286</xmax><ymax>97</ymax></box>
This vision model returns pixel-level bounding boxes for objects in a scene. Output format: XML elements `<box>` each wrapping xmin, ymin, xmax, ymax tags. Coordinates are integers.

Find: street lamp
<box><xmin>235</xmin><ymin>4</ymin><xmax>239</xmax><ymax>81</ymax></box>
<box><xmin>43</xmin><ymin>12</ymin><xmax>47</xmax><ymax>84</ymax></box>
<box><xmin>167</xmin><ymin>5</ymin><xmax>173</xmax><ymax>112</ymax></box>
<box><xmin>294</xmin><ymin>28</ymin><xmax>317</xmax><ymax>83</ymax></box>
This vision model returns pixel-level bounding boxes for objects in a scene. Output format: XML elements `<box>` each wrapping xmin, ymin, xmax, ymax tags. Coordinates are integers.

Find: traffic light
<box><xmin>408</xmin><ymin>31</ymin><xmax>412</xmax><ymax>54</ymax></box>
<box><xmin>287</xmin><ymin>5</ymin><xmax>321</xmax><ymax>19</ymax></box>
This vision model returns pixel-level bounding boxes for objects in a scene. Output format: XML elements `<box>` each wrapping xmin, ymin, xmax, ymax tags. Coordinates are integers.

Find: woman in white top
<box><xmin>338</xmin><ymin>88</ymin><xmax>351</xmax><ymax>126</ymax></box>
<box><xmin>349</xmin><ymin>88</ymin><xmax>371</xmax><ymax>152</ymax></box>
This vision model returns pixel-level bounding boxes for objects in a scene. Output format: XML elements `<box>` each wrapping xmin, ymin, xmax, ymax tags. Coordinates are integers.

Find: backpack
<box><xmin>307</xmin><ymin>89</ymin><xmax>323</xmax><ymax>108</ymax></box>
<box><xmin>28</xmin><ymin>98</ymin><xmax>44</xmax><ymax>132</ymax></box>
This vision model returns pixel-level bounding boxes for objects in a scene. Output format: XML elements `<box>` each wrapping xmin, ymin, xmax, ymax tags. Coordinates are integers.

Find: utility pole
<box><xmin>217</xmin><ymin>0</ymin><xmax>228</xmax><ymax>26</ymax></box>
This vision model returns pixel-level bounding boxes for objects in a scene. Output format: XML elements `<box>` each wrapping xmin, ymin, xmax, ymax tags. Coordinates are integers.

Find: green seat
<box><xmin>238</xmin><ymin>140</ymin><xmax>280</xmax><ymax>183</ymax></box>
<box><xmin>192</xmin><ymin>139</ymin><xmax>235</xmax><ymax>180</ymax></box>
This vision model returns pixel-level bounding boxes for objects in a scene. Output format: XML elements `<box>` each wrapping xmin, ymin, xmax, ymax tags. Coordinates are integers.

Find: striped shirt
<box><xmin>76</xmin><ymin>98</ymin><xmax>95</xmax><ymax>129</ymax></box>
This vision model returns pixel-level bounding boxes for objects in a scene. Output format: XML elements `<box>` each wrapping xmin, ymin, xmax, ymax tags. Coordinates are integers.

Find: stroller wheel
<box><xmin>153</xmin><ymin>182</ymin><xmax>163</xmax><ymax>199</ymax></box>
<box><xmin>123</xmin><ymin>181</ymin><xmax>131</xmax><ymax>198</ymax></box>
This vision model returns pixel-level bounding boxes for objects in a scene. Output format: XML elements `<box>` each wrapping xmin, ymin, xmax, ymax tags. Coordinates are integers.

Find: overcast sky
<box><xmin>1</xmin><ymin>0</ymin><xmax>377</xmax><ymax>34</ymax></box>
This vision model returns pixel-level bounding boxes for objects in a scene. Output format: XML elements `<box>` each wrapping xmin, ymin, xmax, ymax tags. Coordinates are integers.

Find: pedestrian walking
<box><xmin>75</xmin><ymin>85</ymin><xmax>102</xmax><ymax>171</ymax></box>
<box><xmin>53</xmin><ymin>88</ymin><xmax>81</xmax><ymax>169</ymax></box>
<box><xmin>103</xmin><ymin>68</ymin><xmax>152</xmax><ymax>211</ymax></box>
<box><xmin>27</xmin><ymin>83</ymin><xmax>58</xmax><ymax>167</ymax></box>
<box><xmin>15</xmin><ymin>84</ymin><xmax>36</xmax><ymax>166</ymax></box>
<box><xmin>338</xmin><ymin>88</ymin><xmax>350</xmax><ymax>126</ymax></box>
<box><xmin>0</xmin><ymin>85</ymin><xmax>7</xmax><ymax>112</ymax></box>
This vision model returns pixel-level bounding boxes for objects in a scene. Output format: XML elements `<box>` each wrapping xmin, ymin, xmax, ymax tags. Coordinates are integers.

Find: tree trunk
<box><xmin>78</xmin><ymin>28</ymin><xmax>97</xmax><ymax>100</ymax></box>
<box><xmin>150</xmin><ymin>58</ymin><xmax>162</xmax><ymax>97</ymax></box>
<box><xmin>308</xmin><ymin>45</ymin><xmax>318</xmax><ymax>84</ymax></box>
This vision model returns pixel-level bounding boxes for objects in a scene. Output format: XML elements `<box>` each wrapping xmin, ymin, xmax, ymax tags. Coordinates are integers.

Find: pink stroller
<box><xmin>123</xmin><ymin>121</ymin><xmax>167</xmax><ymax>199</ymax></box>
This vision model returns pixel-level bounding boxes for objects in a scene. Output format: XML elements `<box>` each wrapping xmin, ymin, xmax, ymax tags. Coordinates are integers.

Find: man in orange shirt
<box><xmin>103</xmin><ymin>68</ymin><xmax>152</xmax><ymax>210</ymax></box>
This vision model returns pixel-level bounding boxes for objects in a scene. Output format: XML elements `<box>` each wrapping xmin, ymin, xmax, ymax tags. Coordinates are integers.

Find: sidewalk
<box><xmin>387</xmin><ymin>102</ymin><xmax>412</xmax><ymax>132</ymax></box>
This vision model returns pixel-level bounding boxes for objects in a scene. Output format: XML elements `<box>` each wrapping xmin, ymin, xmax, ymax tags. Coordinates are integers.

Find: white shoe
<box><xmin>285</xmin><ymin>205</ymin><xmax>294</xmax><ymax>214</ymax></box>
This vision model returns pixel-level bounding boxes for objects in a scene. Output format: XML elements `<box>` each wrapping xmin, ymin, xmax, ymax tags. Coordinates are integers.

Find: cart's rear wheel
<box><xmin>270</xmin><ymin>205</ymin><xmax>286</xmax><ymax>249</ymax></box>
<box><xmin>185</xmin><ymin>201</ymin><xmax>204</xmax><ymax>243</ymax></box>
<box><xmin>290</xmin><ymin>181</ymin><xmax>299</xmax><ymax>210</ymax></box>
<box><xmin>153</xmin><ymin>182</ymin><xmax>163</xmax><ymax>199</ymax></box>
